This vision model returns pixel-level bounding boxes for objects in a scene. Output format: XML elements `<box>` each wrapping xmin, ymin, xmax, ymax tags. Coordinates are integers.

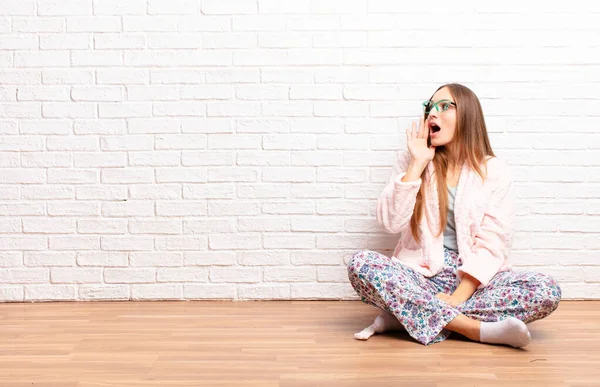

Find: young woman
<box><xmin>347</xmin><ymin>83</ymin><xmax>561</xmax><ymax>348</ymax></box>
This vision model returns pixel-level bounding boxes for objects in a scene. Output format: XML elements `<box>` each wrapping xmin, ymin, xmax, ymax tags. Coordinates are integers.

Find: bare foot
<box><xmin>353</xmin><ymin>312</ymin><xmax>403</xmax><ymax>341</ymax></box>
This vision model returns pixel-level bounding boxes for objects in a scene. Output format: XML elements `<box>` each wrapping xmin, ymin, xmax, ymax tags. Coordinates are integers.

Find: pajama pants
<box><xmin>347</xmin><ymin>248</ymin><xmax>562</xmax><ymax>345</ymax></box>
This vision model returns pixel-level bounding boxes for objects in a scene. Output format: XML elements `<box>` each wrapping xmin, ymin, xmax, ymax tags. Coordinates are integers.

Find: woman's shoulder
<box><xmin>481</xmin><ymin>155</ymin><xmax>512</xmax><ymax>183</ymax></box>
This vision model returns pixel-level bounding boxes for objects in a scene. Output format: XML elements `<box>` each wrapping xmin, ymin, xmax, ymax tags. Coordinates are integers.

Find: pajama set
<box><xmin>347</xmin><ymin>151</ymin><xmax>562</xmax><ymax>345</ymax></box>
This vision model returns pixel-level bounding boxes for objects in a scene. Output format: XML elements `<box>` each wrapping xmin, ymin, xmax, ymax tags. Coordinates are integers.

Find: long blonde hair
<box><xmin>409</xmin><ymin>83</ymin><xmax>495</xmax><ymax>243</ymax></box>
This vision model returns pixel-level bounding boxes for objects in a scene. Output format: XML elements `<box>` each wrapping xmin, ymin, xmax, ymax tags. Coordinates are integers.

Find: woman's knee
<box><xmin>536</xmin><ymin>273</ymin><xmax>562</xmax><ymax>313</ymax></box>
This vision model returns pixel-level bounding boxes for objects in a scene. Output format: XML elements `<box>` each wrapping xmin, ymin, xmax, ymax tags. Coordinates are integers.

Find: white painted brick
<box><xmin>23</xmin><ymin>218</ymin><xmax>75</xmax><ymax>234</ymax></box>
<box><xmin>129</xmin><ymin>219</ymin><xmax>180</xmax><ymax>235</ymax></box>
<box><xmin>0</xmin><ymin>268</ymin><xmax>48</xmax><ymax>283</ymax></box>
<box><xmin>129</xmin><ymin>151</ymin><xmax>180</xmax><ymax>167</ymax></box>
<box><xmin>74</xmin><ymin>152</ymin><xmax>126</xmax><ymax>167</ymax></box>
<box><xmin>71</xmin><ymin>50</ymin><xmax>123</xmax><ymax>67</ymax></box>
<box><xmin>290</xmin><ymin>184</ymin><xmax>344</xmax><ymax>198</ymax></box>
<box><xmin>183</xmin><ymin>183</ymin><xmax>234</xmax><ymax>199</ymax></box>
<box><xmin>155</xmin><ymin>236</ymin><xmax>208</xmax><ymax>250</ymax></box>
<box><xmin>344</xmin><ymin>185</ymin><xmax>382</xmax><ymax>199</ymax></box>
<box><xmin>237</xmin><ymin>284</ymin><xmax>290</xmax><ymax>299</ymax></box>
<box><xmin>79</xmin><ymin>285</ymin><xmax>129</xmax><ymax>300</ymax></box>
<box><xmin>51</xmin><ymin>268</ymin><xmax>102</xmax><ymax>283</ymax></box>
<box><xmin>210</xmin><ymin>267</ymin><xmax>260</xmax><ymax>283</ymax></box>
<box><xmin>20</xmin><ymin>119</ymin><xmax>71</xmax><ymax>135</ymax></box>
<box><xmin>262</xmin><ymin>167</ymin><xmax>314</xmax><ymax>182</ymax></box>
<box><xmin>25</xmin><ymin>285</ymin><xmax>77</xmax><ymax>301</ymax></box>
<box><xmin>317</xmin><ymin>266</ymin><xmax>349</xmax><ymax>282</ymax></box>
<box><xmin>156</xmin><ymin>201</ymin><xmax>207</xmax><ymax>216</ymax></box>
<box><xmin>290</xmin><ymin>283</ymin><xmax>347</xmax><ymax>300</ymax></box>
<box><xmin>38</xmin><ymin>0</ymin><xmax>92</xmax><ymax>16</ymax></box>
<box><xmin>316</xmin><ymin>235</ymin><xmax>369</xmax><ymax>249</ymax></box>
<box><xmin>209</xmin><ymin>233</ymin><xmax>262</xmax><ymax>250</ymax></box>
<box><xmin>77</xmin><ymin>252</ymin><xmax>128</xmax><ymax>267</ymax></box>
<box><xmin>208</xmin><ymin>134</ymin><xmax>261</xmax><ymax>149</ymax></box>
<box><xmin>101</xmin><ymin>202</ymin><xmax>154</xmax><ymax>217</ymax></box>
<box><xmin>132</xmin><ymin>284</ymin><xmax>182</xmax><ymax>300</ymax></box>
<box><xmin>128</xmin><ymin>86</ymin><xmax>178</xmax><ymax>101</ymax></box>
<box><xmin>0</xmin><ymin>136</ymin><xmax>44</xmax><ymax>151</ymax></box>
<box><xmin>261</xmin><ymin>101</ymin><xmax>313</xmax><ymax>117</ymax></box>
<box><xmin>292</xmin><ymin>250</ymin><xmax>349</xmax><ymax>265</ymax></box>
<box><xmin>50</xmin><ymin>236</ymin><xmax>99</xmax><ymax>250</ymax></box>
<box><xmin>238</xmin><ymin>217</ymin><xmax>290</xmax><ymax>232</ymax></box>
<box><xmin>78</xmin><ymin>219</ymin><xmax>127</xmax><ymax>234</ymax></box>
<box><xmin>67</xmin><ymin>17</ymin><xmax>120</xmax><ymax>32</ymax></box>
<box><xmin>155</xmin><ymin>134</ymin><xmax>206</xmax><ymax>149</ymax></box>
<box><xmin>258</xmin><ymin>33</ymin><xmax>311</xmax><ymax>48</ymax></box>
<box><xmin>0</xmin><ymin>203</ymin><xmax>45</xmax><ymax>216</ymax></box>
<box><xmin>0</xmin><ymin>102</ymin><xmax>41</xmax><ymax>118</ymax></box>
<box><xmin>94</xmin><ymin>0</ymin><xmax>146</xmax><ymax>15</ymax></box>
<box><xmin>0</xmin><ymin>168</ymin><xmax>45</xmax><ymax>184</ymax></box>
<box><xmin>204</xmin><ymin>32</ymin><xmax>257</xmax><ymax>49</ymax></box>
<box><xmin>208</xmin><ymin>167</ymin><xmax>258</xmax><ymax>182</ymax></box>
<box><xmin>0</xmin><ymin>120</ymin><xmax>18</xmax><ymax>134</ymax></box>
<box><xmin>40</xmin><ymin>34</ymin><xmax>91</xmax><ymax>49</ymax></box>
<box><xmin>97</xmin><ymin>69</ymin><xmax>148</xmax><ymax>85</ymax></box>
<box><xmin>149</xmin><ymin>0</ymin><xmax>200</xmax><ymax>14</ymax></box>
<box><xmin>238</xmin><ymin>250</ymin><xmax>289</xmax><ymax>266</ymax></box>
<box><xmin>0</xmin><ymin>236</ymin><xmax>45</xmax><ymax>251</ymax></box>
<box><xmin>237</xmin><ymin>151</ymin><xmax>288</xmax><ymax>166</ymax></box>
<box><xmin>264</xmin><ymin>266</ymin><xmax>315</xmax><ymax>282</ymax></box>
<box><xmin>345</xmin><ymin>218</ymin><xmax>381</xmax><ymax>233</ymax></box>
<box><xmin>131</xmin><ymin>252</ymin><xmax>182</xmax><ymax>267</ymax></box>
<box><xmin>156</xmin><ymin>167</ymin><xmax>207</xmax><ymax>183</ymax></box>
<box><xmin>263</xmin><ymin>234</ymin><xmax>315</xmax><ymax>249</ymax></box>
<box><xmin>0</xmin><ymin>70</ymin><xmax>39</xmax><ymax>85</ymax></box>
<box><xmin>1</xmin><ymin>252</ymin><xmax>22</xmax><ymax>267</ymax></box>
<box><xmin>43</xmin><ymin>102</ymin><xmax>95</xmax><ymax>118</ymax></box>
<box><xmin>318</xmin><ymin>135</ymin><xmax>370</xmax><ymax>150</ymax></box>
<box><xmin>313</xmin><ymin>32</ymin><xmax>366</xmax><ymax>48</ymax></box>
<box><xmin>236</xmin><ymin>183</ymin><xmax>289</xmax><ymax>198</ymax></box>
<box><xmin>292</xmin><ymin>216</ymin><xmax>344</xmax><ymax>232</ymax></box>
<box><xmin>76</xmin><ymin>185</ymin><xmax>126</xmax><ymax>200</ymax></box>
<box><xmin>288</xmin><ymin>16</ymin><xmax>340</xmax><ymax>30</ymax></box>
<box><xmin>261</xmin><ymin>69</ymin><xmax>313</xmax><ymax>83</ymax></box>
<box><xmin>104</xmin><ymin>268</ymin><xmax>155</xmax><ymax>283</ymax></box>
<box><xmin>263</xmin><ymin>134</ymin><xmax>316</xmax><ymax>150</ymax></box>
<box><xmin>24</xmin><ymin>252</ymin><xmax>74</xmax><ymax>267</ymax></box>
<box><xmin>17</xmin><ymin>86</ymin><xmax>69</xmax><ymax>101</ymax></box>
<box><xmin>123</xmin><ymin>16</ymin><xmax>178</xmax><ymax>32</ymax></box>
<box><xmin>184</xmin><ymin>251</ymin><xmax>236</xmax><ymax>266</ymax></box>
<box><xmin>0</xmin><ymin>286</ymin><xmax>24</xmax><ymax>302</ymax></box>
<box><xmin>0</xmin><ymin>219</ymin><xmax>20</xmax><ymax>233</ymax></box>
<box><xmin>43</xmin><ymin>69</ymin><xmax>94</xmax><ymax>84</ymax></box>
<box><xmin>184</xmin><ymin>284</ymin><xmax>235</xmax><ymax>299</ymax></box>
<box><xmin>236</xmin><ymin>119</ymin><xmax>288</xmax><ymax>133</ymax></box>
<box><xmin>0</xmin><ymin>1</ymin><xmax>35</xmax><ymax>16</ymax></box>
<box><xmin>128</xmin><ymin>119</ymin><xmax>178</xmax><ymax>134</ymax></box>
<box><xmin>317</xmin><ymin>168</ymin><xmax>367</xmax><ymax>183</ymax></box>
<box><xmin>208</xmin><ymin>201</ymin><xmax>260</xmax><ymax>216</ymax></box>
<box><xmin>21</xmin><ymin>152</ymin><xmax>72</xmax><ymax>167</ymax></box>
<box><xmin>128</xmin><ymin>184</ymin><xmax>179</xmax><ymax>200</ymax></box>
<box><xmin>232</xmin><ymin>16</ymin><xmax>285</xmax><ymax>31</ymax></box>
<box><xmin>262</xmin><ymin>201</ymin><xmax>314</xmax><ymax>215</ymax></box>
<box><xmin>74</xmin><ymin>119</ymin><xmax>125</xmax><ymax>135</ymax></box>
<box><xmin>182</xmin><ymin>118</ymin><xmax>232</xmax><ymax>134</ymax></box>
<box><xmin>157</xmin><ymin>268</ymin><xmax>208</xmax><ymax>282</ymax></box>
<box><xmin>16</xmin><ymin>17</ymin><xmax>65</xmax><ymax>32</ymax></box>
<box><xmin>101</xmin><ymin>168</ymin><xmax>153</xmax><ymax>183</ymax></box>
<box><xmin>180</xmin><ymin>85</ymin><xmax>231</xmax><ymax>100</ymax></box>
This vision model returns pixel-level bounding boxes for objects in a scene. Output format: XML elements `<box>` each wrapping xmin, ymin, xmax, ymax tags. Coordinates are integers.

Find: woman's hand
<box><xmin>406</xmin><ymin>116</ymin><xmax>435</xmax><ymax>164</ymax></box>
<box><xmin>435</xmin><ymin>292</ymin><xmax>464</xmax><ymax>308</ymax></box>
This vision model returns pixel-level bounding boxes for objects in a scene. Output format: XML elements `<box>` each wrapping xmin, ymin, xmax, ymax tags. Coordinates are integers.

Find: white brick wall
<box><xmin>1</xmin><ymin>0</ymin><xmax>599</xmax><ymax>302</ymax></box>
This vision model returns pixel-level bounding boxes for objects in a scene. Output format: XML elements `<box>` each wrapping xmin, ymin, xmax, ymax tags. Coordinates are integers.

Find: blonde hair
<box><xmin>410</xmin><ymin>83</ymin><xmax>495</xmax><ymax>243</ymax></box>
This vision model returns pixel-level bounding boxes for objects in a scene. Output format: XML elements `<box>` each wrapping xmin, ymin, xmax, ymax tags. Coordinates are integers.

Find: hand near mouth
<box><xmin>406</xmin><ymin>116</ymin><xmax>436</xmax><ymax>165</ymax></box>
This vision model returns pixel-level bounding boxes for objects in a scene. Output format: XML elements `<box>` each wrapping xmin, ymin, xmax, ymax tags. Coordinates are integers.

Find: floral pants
<box><xmin>348</xmin><ymin>248</ymin><xmax>562</xmax><ymax>345</ymax></box>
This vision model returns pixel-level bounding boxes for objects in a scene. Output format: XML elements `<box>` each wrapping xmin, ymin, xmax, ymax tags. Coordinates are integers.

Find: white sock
<box><xmin>479</xmin><ymin>317</ymin><xmax>531</xmax><ymax>348</ymax></box>
<box><xmin>353</xmin><ymin>312</ymin><xmax>403</xmax><ymax>341</ymax></box>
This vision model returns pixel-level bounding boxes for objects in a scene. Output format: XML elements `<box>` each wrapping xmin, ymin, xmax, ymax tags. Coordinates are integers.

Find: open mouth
<box><xmin>430</xmin><ymin>124</ymin><xmax>441</xmax><ymax>133</ymax></box>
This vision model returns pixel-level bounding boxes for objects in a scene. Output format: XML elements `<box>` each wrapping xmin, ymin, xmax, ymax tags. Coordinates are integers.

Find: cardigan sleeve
<box><xmin>376</xmin><ymin>150</ymin><xmax>423</xmax><ymax>234</ymax></box>
<box><xmin>457</xmin><ymin>159</ymin><xmax>515</xmax><ymax>287</ymax></box>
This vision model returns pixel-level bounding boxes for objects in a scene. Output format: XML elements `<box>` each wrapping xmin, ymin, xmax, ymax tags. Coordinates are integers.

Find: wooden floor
<box><xmin>0</xmin><ymin>301</ymin><xmax>598</xmax><ymax>387</ymax></box>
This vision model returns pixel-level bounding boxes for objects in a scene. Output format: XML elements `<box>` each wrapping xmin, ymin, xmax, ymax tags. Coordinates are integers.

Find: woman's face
<box><xmin>425</xmin><ymin>87</ymin><xmax>457</xmax><ymax>147</ymax></box>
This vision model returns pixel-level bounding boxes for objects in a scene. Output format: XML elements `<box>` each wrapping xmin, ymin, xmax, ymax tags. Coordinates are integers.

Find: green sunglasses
<box><xmin>422</xmin><ymin>99</ymin><xmax>456</xmax><ymax>116</ymax></box>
